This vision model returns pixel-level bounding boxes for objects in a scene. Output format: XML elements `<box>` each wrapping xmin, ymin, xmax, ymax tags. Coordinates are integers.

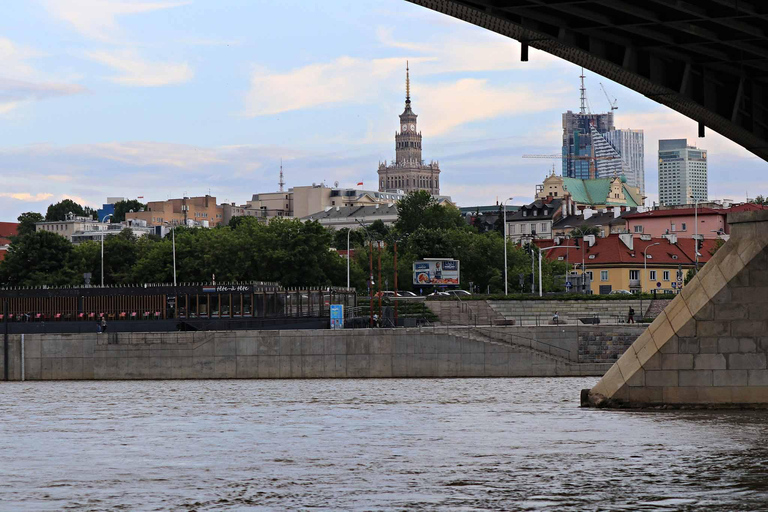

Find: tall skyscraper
<box><xmin>378</xmin><ymin>63</ymin><xmax>441</xmax><ymax>195</ymax></box>
<box><xmin>658</xmin><ymin>139</ymin><xmax>708</xmax><ymax>206</ymax></box>
<box><xmin>562</xmin><ymin>72</ymin><xmax>645</xmax><ymax>196</ymax></box>
<box><xmin>604</xmin><ymin>129</ymin><xmax>645</xmax><ymax>194</ymax></box>
<box><xmin>561</xmin><ymin>110</ymin><xmax>614</xmax><ymax>180</ymax></box>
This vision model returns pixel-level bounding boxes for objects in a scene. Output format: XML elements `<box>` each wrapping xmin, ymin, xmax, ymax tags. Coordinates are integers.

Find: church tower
<box><xmin>378</xmin><ymin>63</ymin><xmax>441</xmax><ymax>195</ymax></box>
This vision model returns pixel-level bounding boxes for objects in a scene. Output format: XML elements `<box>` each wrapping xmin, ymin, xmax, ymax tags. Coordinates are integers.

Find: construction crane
<box><xmin>599</xmin><ymin>82</ymin><xmax>618</xmax><ymax>111</ymax></box>
<box><xmin>522</xmin><ymin>153</ymin><xmax>618</xmax><ymax>180</ymax></box>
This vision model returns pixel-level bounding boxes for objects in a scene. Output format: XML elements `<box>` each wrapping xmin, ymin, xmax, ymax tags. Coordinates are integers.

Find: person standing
<box><xmin>627</xmin><ymin>306</ymin><xmax>635</xmax><ymax>324</ymax></box>
<box><xmin>101</xmin><ymin>316</ymin><xmax>108</xmax><ymax>333</ymax></box>
<box><xmin>96</xmin><ymin>317</ymin><xmax>102</xmax><ymax>334</ymax></box>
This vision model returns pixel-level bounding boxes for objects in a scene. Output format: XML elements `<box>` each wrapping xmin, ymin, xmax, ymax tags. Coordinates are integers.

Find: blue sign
<box><xmin>672</xmin><ymin>282</ymin><xmax>677</xmax><ymax>289</ymax></box>
<box><xmin>565</xmin><ymin>281</ymin><xmax>573</xmax><ymax>289</ymax></box>
<box><xmin>443</xmin><ymin>261</ymin><xmax>458</xmax><ymax>271</ymax></box>
<box><xmin>330</xmin><ymin>305</ymin><xmax>344</xmax><ymax>330</ymax></box>
<box><xmin>656</xmin><ymin>282</ymin><xmax>662</xmax><ymax>288</ymax></box>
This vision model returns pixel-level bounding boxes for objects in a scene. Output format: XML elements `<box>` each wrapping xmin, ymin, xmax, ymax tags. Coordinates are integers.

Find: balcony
<box><xmin>629</xmin><ymin>279</ymin><xmax>641</xmax><ymax>288</ymax></box>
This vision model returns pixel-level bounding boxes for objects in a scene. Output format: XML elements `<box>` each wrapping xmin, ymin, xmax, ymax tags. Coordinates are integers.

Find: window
<box><xmin>649</xmin><ymin>270</ymin><xmax>657</xmax><ymax>280</ymax></box>
<box><xmin>663</xmin><ymin>270</ymin><xmax>670</xmax><ymax>281</ymax></box>
<box><xmin>629</xmin><ymin>270</ymin><xmax>639</xmax><ymax>280</ymax></box>
<box><xmin>681</xmin><ymin>223</ymin><xmax>686</xmax><ymax>231</ymax></box>
<box><xmin>671</xmin><ymin>223</ymin><xmax>676</xmax><ymax>231</ymax></box>
<box><xmin>601</xmin><ymin>270</ymin><xmax>609</xmax><ymax>281</ymax></box>
<box><xmin>586</xmin><ymin>271</ymin><xmax>593</xmax><ymax>281</ymax></box>
<box><xmin>541</xmin><ymin>223</ymin><xmax>547</xmax><ymax>233</ymax></box>
<box><xmin>634</xmin><ymin>225</ymin><xmax>643</xmax><ymax>233</ymax></box>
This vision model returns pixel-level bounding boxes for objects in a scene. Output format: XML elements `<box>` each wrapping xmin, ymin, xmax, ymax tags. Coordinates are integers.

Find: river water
<box><xmin>2</xmin><ymin>378</ymin><xmax>768</xmax><ymax>511</ymax></box>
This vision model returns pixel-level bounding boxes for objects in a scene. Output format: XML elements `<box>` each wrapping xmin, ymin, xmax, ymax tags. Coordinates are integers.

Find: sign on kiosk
<box><xmin>413</xmin><ymin>259</ymin><xmax>460</xmax><ymax>286</ymax></box>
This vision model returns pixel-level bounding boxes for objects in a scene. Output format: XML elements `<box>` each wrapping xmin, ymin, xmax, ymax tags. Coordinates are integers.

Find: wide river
<box><xmin>2</xmin><ymin>378</ymin><xmax>768</xmax><ymax>511</ymax></box>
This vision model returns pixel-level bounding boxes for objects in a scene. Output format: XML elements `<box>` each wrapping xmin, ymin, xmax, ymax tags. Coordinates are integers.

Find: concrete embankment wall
<box><xmin>0</xmin><ymin>326</ymin><xmax>644</xmax><ymax>381</ymax></box>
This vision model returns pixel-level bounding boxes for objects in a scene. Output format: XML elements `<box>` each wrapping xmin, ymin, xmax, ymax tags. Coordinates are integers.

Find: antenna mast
<box><xmin>279</xmin><ymin>159</ymin><xmax>285</xmax><ymax>192</ymax></box>
<box><xmin>579</xmin><ymin>67</ymin><xmax>587</xmax><ymax>115</ymax></box>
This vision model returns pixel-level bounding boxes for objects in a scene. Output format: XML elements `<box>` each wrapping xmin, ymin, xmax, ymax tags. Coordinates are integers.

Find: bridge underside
<box><xmin>407</xmin><ymin>0</ymin><xmax>768</xmax><ymax>161</ymax></box>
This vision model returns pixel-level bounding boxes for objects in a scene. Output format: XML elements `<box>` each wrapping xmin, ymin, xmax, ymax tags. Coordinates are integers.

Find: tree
<box><xmin>751</xmin><ymin>195</ymin><xmax>767</xmax><ymax>205</ymax></box>
<box><xmin>16</xmin><ymin>212</ymin><xmax>44</xmax><ymax>237</ymax></box>
<box><xmin>45</xmin><ymin>199</ymin><xmax>95</xmax><ymax>221</ymax></box>
<box><xmin>395</xmin><ymin>190</ymin><xmax>464</xmax><ymax>235</ymax></box>
<box><xmin>112</xmin><ymin>199</ymin><xmax>146</xmax><ymax>222</ymax></box>
<box><xmin>709</xmin><ymin>238</ymin><xmax>725</xmax><ymax>256</ymax></box>
<box><xmin>0</xmin><ymin>231</ymin><xmax>74</xmax><ymax>286</ymax></box>
<box><xmin>570</xmin><ymin>225</ymin><xmax>600</xmax><ymax>238</ymax></box>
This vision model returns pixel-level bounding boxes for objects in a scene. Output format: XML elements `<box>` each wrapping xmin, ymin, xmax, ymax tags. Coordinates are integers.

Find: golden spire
<box><xmin>406</xmin><ymin>61</ymin><xmax>410</xmax><ymax>103</ymax></box>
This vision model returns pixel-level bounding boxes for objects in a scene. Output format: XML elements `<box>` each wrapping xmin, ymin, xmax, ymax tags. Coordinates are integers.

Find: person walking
<box><xmin>552</xmin><ymin>310</ymin><xmax>559</xmax><ymax>325</ymax></box>
<box><xmin>100</xmin><ymin>315</ymin><xmax>108</xmax><ymax>333</ymax></box>
<box><xmin>627</xmin><ymin>306</ymin><xmax>635</xmax><ymax>324</ymax></box>
<box><xmin>96</xmin><ymin>317</ymin><xmax>102</xmax><ymax>334</ymax></box>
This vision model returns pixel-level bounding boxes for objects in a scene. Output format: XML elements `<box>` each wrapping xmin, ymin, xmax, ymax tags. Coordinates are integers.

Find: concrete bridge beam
<box><xmin>583</xmin><ymin>210</ymin><xmax>768</xmax><ymax>408</ymax></box>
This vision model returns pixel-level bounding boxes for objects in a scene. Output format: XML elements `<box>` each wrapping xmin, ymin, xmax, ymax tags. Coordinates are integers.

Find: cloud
<box><xmin>0</xmin><ymin>192</ymin><xmax>54</xmax><ymax>202</ymax></box>
<box><xmin>417</xmin><ymin>78</ymin><xmax>563</xmax><ymax>136</ymax></box>
<box><xmin>43</xmin><ymin>0</ymin><xmax>189</xmax><ymax>42</ymax></box>
<box><xmin>86</xmin><ymin>49</ymin><xmax>193</xmax><ymax>86</ymax></box>
<box><xmin>246</xmin><ymin>57</ymin><xmax>404</xmax><ymax>116</ymax></box>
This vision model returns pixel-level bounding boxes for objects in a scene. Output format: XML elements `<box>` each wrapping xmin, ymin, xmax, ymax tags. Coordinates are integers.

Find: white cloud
<box><xmin>417</xmin><ymin>78</ymin><xmax>563</xmax><ymax>136</ymax></box>
<box><xmin>0</xmin><ymin>38</ymin><xmax>86</xmax><ymax>114</ymax></box>
<box><xmin>446</xmin><ymin>183</ymin><xmax>535</xmax><ymax>208</ymax></box>
<box><xmin>43</xmin><ymin>0</ymin><xmax>189</xmax><ymax>42</ymax></box>
<box><xmin>86</xmin><ymin>49</ymin><xmax>193</xmax><ymax>86</ymax></box>
<box><xmin>0</xmin><ymin>192</ymin><xmax>54</xmax><ymax>202</ymax></box>
<box><xmin>246</xmin><ymin>57</ymin><xmax>405</xmax><ymax>116</ymax></box>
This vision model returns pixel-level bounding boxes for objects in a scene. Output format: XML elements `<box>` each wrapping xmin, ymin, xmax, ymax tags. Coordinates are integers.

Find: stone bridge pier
<box><xmin>583</xmin><ymin>210</ymin><xmax>768</xmax><ymax>408</ymax></box>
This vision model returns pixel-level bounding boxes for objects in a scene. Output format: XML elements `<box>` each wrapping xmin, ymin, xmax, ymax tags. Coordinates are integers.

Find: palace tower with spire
<box><xmin>378</xmin><ymin>63</ymin><xmax>441</xmax><ymax>195</ymax></box>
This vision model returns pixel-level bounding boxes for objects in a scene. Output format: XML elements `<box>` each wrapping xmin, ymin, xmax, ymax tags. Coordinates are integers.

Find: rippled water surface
<box><xmin>2</xmin><ymin>378</ymin><xmax>768</xmax><ymax>510</ymax></box>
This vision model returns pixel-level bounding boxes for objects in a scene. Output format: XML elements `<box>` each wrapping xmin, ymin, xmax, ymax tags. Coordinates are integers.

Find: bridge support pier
<box><xmin>582</xmin><ymin>210</ymin><xmax>768</xmax><ymax>408</ymax></box>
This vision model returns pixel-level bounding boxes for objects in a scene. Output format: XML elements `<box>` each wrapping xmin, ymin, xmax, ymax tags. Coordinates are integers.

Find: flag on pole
<box><xmin>356</xmin><ymin>182</ymin><xmax>363</xmax><ymax>187</ymax></box>
<box><xmin>137</xmin><ymin>196</ymin><xmax>144</xmax><ymax>199</ymax></box>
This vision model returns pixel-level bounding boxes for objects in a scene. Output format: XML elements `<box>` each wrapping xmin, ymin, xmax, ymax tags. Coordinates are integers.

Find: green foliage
<box><xmin>570</xmin><ymin>225</ymin><xmax>600</xmax><ymax>238</ymax></box>
<box><xmin>332</xmin><ymin>227</ymin><xmax>366</xmax><ymax>250</ymax></box>
<box><xmin>752</xmin><ymin>195</ymin><xmax>767</xmax><ymax>205</ymax></box>
<box><xmin>16</xmin><ymin>211</ymin><xmax>44</xmax><ymax>237</ymax></box>
<box><xmin>395</xmin><ymin>190</ymin><xmax>464</xmax><ymax>235</ymax></box>
<box><xmin>45</xmin><ymin>199</ymin><xmax>96</xmax><ymax>221</ymax></box>
<box><xmin>111</xmin><ymin>199</ymin><xmax>147</xmax><ymax>222</ymax></box>
<box><xmin>709</xmin><ymin>238</ymin><xmax>725</xmax><ymax>256</ymax></box>
<box><xmin>0</xmin><ymin>231</ymin><xmax>74</xmax><ymax>286</ymax></box>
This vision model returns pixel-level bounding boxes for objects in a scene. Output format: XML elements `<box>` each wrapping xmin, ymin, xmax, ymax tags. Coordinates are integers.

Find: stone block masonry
<box><xmin>0</xmin><ymin>325</ymin><xmax>640</xmax><ymax>381</ymax></box>
<box><xmin>583</xmin><ymin>210</ymin><xmax>768</xmax><ymax>408</ymax></box>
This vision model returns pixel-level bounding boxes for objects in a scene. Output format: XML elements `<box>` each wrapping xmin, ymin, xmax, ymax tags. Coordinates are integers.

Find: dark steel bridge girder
<box><xmin>407</xmin><ymin>0</ymin><xmax>768</xmax><ymax>161</ymax></box>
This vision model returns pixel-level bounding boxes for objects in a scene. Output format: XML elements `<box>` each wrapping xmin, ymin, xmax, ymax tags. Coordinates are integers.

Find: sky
<box><xmin>1</xmin><ymin>0</ymin><xmax>766</xmax><ymax>221</ymax></box>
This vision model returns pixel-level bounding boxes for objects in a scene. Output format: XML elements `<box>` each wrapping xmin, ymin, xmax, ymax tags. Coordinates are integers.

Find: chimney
<box><xmin>619</xmin><ymin>233</ymin><xmax>633</xmax><ymax>250</ymax></box>
<box><xmin>613</xmin><ymin>207</ymin><xmax>621</xmax><ymax>218</ymax></box>
<box><xmin>583</xmin><ymin>208</ymin><xmax>593</xmax><ymax>220</ymax></box>
<box><xmin>584</xmin><ymin>234</ymin><xmax>596</xmax><ymax>247</ymax></box>
<box><xmin>375</xmin><ymin>204</ymin><xmax>380</xmax><ymax>209</ymax></box>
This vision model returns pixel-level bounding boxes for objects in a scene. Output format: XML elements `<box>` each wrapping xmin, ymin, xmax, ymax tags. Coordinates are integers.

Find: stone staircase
<box><xmin>426</xmin><ymin>300</ymin><xmax>504</xmax><ymax>326</ymax></box>
<box><xmin>488</xmin><ymin>300</ymin><xmax>651</xmax><ymax>326</ymax></box>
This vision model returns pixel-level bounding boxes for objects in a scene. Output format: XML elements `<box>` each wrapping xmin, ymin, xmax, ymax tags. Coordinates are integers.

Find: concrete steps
<box><xmin>488</xmin><ymin>300</ymin><xmax>650</xmax><ymax>325</ymax></box>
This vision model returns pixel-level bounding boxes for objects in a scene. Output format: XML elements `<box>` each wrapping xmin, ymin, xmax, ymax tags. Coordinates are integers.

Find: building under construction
<box><xmin>561</xmin><ymin>71</ymin><xmax>645</xmax><ymax>195</ymax></box>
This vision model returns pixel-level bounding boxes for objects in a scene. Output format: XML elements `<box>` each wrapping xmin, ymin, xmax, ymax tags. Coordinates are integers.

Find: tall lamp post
<box><xmin>163</xmin><ymin>222</ymin><xmax>177</xmax><ymax>286</ymax></box>
<box><xmin>100</xmin><ymin>213</ymin><xmax>114</xmax><ymax>286</ymax></box>
<box><xmin>503</xmin><ymin>197</ymin><xmax>514</xmax><ymax>295</ymax></box>
<box><xmin>642</xmin><ymin>242</ymin><xmax>661</xmax><ymax>321</ymax></box>
<box><xmin>689</xmin><ymin>194</ymin><xmax>700</xmax><ymax>273</ymax></box>
<box><xmin>538</xmin><ymin>245</ymin><xmax>577</xmax><ymax>297</ymax></box>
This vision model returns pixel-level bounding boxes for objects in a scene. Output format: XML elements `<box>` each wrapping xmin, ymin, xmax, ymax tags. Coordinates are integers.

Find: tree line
<box><xmin>0</xmin><ymin>192</ymin><xmax>567</xmax><ymax>293</ymax></box>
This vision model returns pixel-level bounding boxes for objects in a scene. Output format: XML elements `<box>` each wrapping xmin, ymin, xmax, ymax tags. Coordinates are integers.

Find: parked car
<box><xmin>427</xmin><ymin>291</ymin><xmax>450</xmax><ymax>297</ymax></box>
<box><xmin>446</xmin><ymin>290</ymin><xmax>472</xmax><ymax>297</ymax></box>
<box><xmin>609</xmin><ymin>289</ymin><xmax>632</xmax><ymax>295</ymax></box>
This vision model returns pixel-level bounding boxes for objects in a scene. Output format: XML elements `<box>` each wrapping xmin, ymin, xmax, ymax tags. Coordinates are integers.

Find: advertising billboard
<box><xmin>413</xmin><ymin>259</ymin><xmax>460</xmax><ymax>286</ymax></box>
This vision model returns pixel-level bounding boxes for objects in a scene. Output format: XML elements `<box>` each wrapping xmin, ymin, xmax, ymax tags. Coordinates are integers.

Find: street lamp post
<box><xmin>538</xmin><ymin>245</ymin><xmax>578</xmax><ymax>297</ymax></box>
<box><xmin>100</xmin><ymin>214</ymin><xmax>114</xmax><ymax>286</ymax></box>
<box><xmin>642</xmin><ymin>242</ymin><xmax>661</xmax><ymax>321</ymax></box>
<box><xmin>689</xmin><ymin>194</ymin><xmax>700</xmax><ymax>273</ymax></box>
<box><xmin>503</xmin><ymin>197</ymin><xmax>514</xmax><ymax>295</ymax></box>
<box><xmin>346</xmin><ymin>227</ymin><xmax>351</xmax><ymax>288</ymax></box>
<box><xmin>163</xmin><ymin>222</ymin><xmax>177</xmax><ymax>286</ymax></box>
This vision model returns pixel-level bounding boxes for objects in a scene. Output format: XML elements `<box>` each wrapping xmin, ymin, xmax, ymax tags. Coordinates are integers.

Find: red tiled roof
<box><xmin>537</xmin><ymin>234</ymin><xmax>700</xmax><ymax>266</ymax></box>
<box><xmin>623</xmin><ymin>208</ymin><xmax>725</xmax><ymax>219</ymax></box>
<box><xmin>727</xmin><ymin>203</ymin><xmax>768</xmax><ymax>212</ymax></box>
<box><xmin>0</xmin><ymin>222</ymin><xmax>18</xmax><ymax>238</ymax></box>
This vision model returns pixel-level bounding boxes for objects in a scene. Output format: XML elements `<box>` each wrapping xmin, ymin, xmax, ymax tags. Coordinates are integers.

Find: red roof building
<box><xmin>0</xmin><ymin>222</ymin><xmax>18</xmax><ymax>262</ymax></box>
<box><xmin>534</xmin><ymin>233</ymin><xmax>720</xmax><ymax>294</ymax></box>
